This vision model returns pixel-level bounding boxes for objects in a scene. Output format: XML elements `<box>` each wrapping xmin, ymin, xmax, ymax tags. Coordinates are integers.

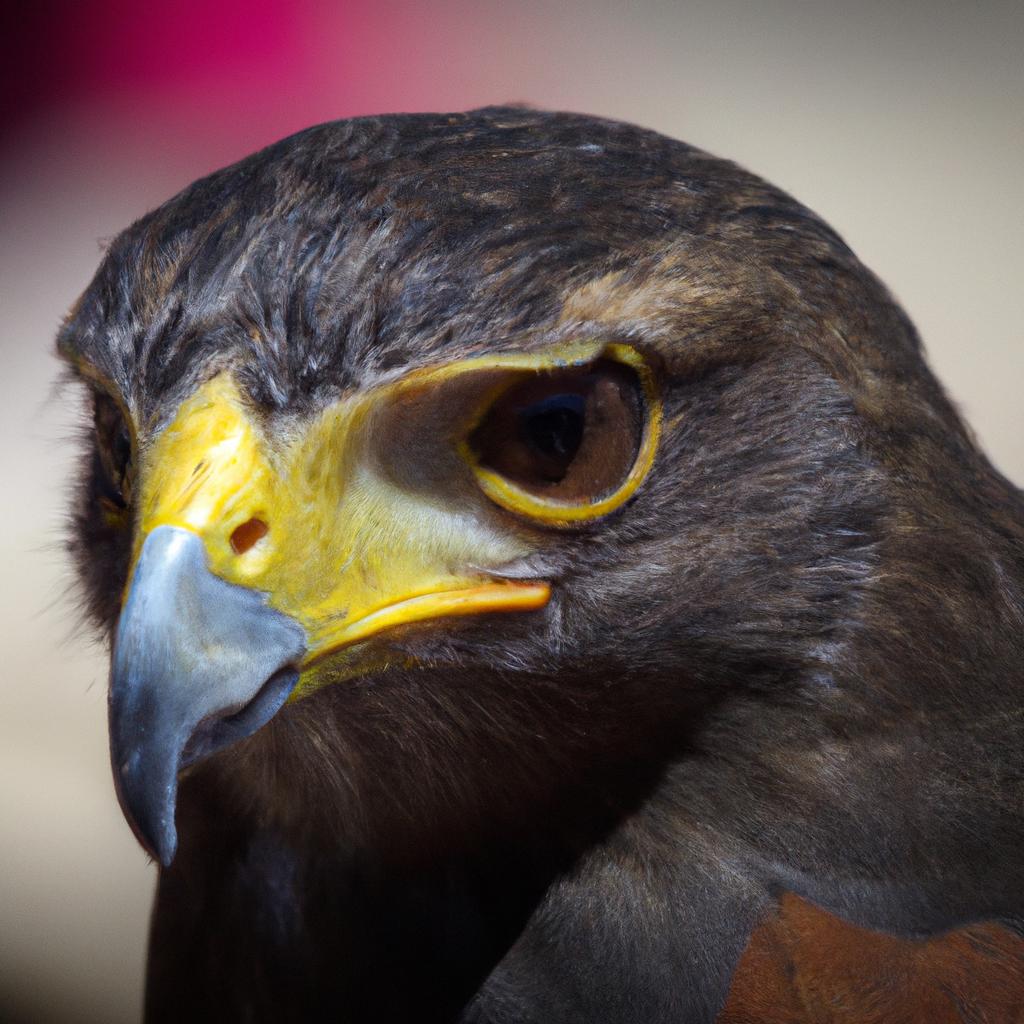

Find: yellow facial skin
<box><xmin>133</xmin><ymin>341</ymin><xmax>659</xmax><ymax>698</ymax></box>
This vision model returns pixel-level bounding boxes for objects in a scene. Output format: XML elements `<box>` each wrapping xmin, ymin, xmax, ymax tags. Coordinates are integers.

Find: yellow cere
<box><xmin>134</xmin><ymin>341</ymin><xmax>660</xmax><ymax>697</ymax></box>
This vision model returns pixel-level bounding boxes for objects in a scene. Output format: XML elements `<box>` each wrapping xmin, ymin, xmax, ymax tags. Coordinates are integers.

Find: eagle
<box><xmin>58</xmin><ymin>108</ymin><xmax>1024</xmax><ymax>1022</ymax></box>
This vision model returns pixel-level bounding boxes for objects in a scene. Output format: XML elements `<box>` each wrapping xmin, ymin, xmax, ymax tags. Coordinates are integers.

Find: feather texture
<box><xmin>59</xmin><ymin>108</ymin><xmax>1024</xmax><ymax>1022</ymax></box>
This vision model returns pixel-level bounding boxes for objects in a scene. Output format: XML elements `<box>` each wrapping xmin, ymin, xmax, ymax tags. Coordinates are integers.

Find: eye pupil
<box><xmin>519</xmin><ymin>394</ymin><xmax>585</xmax><ymax>467</ymax></box>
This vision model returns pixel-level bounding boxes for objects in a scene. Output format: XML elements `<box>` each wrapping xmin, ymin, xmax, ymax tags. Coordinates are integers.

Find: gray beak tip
<box><xmin>108</xmin><ymin>526</ymin><xmax>306</xmax><ymax>867</ymax></box>
<box><xmin>151</xmin><ymin>817</ymin><xmax>179</xmax><ymax>869</ymax></box>
<box><xmin>110</xmin><ymin>731</ymin><xmax>181</xmax><ymax>867</ymax></box>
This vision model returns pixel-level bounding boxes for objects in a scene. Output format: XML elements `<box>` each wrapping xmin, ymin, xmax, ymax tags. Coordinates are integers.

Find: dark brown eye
<box><xmin>93</xmin><ymin>393</ymin><xmax>134</xmax><ymax>511</ymax></box>
<box><xmin>518</xmin><ymin>392</ymin><xmax>586</xmax><ymax>480</ymax></box>
<box><xmin>468</xmin><ymin>360</ymin><xmax>645</xmax><ymax>508</ymax></box>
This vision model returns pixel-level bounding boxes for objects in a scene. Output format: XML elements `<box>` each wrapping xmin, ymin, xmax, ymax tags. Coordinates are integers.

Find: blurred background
<box><xmin>1</xmin><ymin>1</ymin><xmax>1021</xmax><ymax>1020</ymax></box>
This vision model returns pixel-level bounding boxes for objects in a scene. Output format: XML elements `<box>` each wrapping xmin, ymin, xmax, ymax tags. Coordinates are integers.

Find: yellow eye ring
<box><xmin>460</xmin><ymin>343</ymin><xmax>662</xmax><ymax>526</ymax></box>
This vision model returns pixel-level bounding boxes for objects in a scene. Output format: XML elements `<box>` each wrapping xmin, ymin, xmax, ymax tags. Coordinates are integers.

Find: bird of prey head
<box><xmin>58</xmin><ymin>108</ymin><xmax>1024</xmax><ymax>1022</ymax></box>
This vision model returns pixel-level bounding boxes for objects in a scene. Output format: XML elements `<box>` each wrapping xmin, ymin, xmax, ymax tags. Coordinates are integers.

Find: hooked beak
<box><xmin>104</xmin><ymin>367</ymin><xmax>561</xmax><ymax>867</ymax></box>
<box><xmin>109</xmin><ymin>525</ymin><xmax>306</xmax><ymax>865</ymax></box>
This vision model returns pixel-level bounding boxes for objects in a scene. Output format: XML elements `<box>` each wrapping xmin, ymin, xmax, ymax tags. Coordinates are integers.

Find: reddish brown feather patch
<box><xmin>719</xmin><ymin>893</ymin><xmax>1024</xmax><ymax>1023</ymax></box>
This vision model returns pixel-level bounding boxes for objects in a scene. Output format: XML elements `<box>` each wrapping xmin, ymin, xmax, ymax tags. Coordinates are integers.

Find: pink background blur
<box><xmin>1</xmin><ymin>2</ymin><xmax>1021</xmax><ymax>1021</ymax></box>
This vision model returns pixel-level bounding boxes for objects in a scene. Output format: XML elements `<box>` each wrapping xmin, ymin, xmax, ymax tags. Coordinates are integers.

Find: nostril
<box><xmin>230</xmin><ymin>517</ymin><xmax>269</xmax><ymax>555</ymax></box>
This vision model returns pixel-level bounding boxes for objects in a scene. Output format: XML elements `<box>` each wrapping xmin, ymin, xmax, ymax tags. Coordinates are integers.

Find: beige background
<box><xmin>1</xmin><ymin>2</ymin><xmax>1021</xmax><ymax>1021</ymax></box>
